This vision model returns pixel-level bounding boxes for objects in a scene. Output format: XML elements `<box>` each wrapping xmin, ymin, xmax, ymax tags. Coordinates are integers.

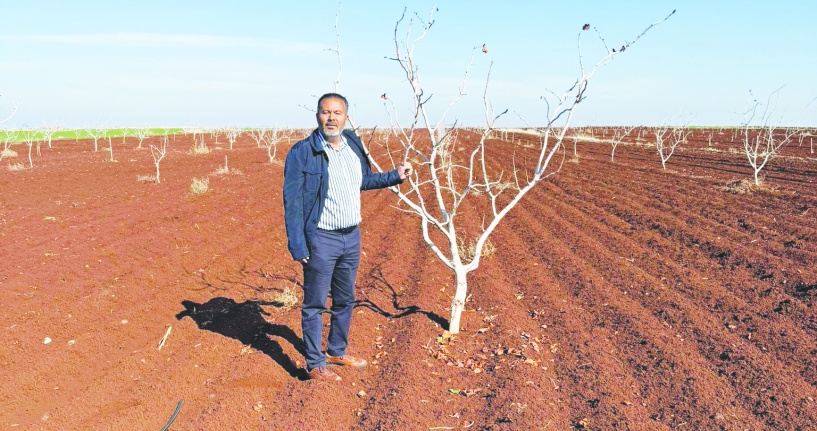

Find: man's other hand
<box><xmin>398</xmin><ymin>162</ymin><xmax>413</xmax><ymax>180</ymax></box>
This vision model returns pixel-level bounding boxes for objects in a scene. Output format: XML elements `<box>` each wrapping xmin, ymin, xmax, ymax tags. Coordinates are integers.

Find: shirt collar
<box><xmin>318</xmin><ymin>130</ymin><xmax>347</xmax><ymax>151</ymax></box>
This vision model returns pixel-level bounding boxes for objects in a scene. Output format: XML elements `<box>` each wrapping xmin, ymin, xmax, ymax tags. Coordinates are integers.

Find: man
<box><xmin>283</xmin><ymin>93</ymin><xmax>412</xmax><ymax>381</ymax></box>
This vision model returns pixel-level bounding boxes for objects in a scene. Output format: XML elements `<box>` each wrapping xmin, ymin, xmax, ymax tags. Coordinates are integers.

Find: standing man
<box><xmin>283</xmin><ymin>93</ymin><xmax>412</xmax><ymax>381</ymax></box>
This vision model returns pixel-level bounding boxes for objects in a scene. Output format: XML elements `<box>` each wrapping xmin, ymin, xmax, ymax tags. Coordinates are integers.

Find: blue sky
<box><xmin>1</xmin><ymin>1</ymin><xmax>815</xmax><ymax>128</ymax></box>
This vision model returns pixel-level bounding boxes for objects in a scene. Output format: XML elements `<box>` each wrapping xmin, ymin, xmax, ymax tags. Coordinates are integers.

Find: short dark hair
<box><xmin>317</xmin><ymin>93</ymin><xmax>349</xmax><ymax>112</ymax></box>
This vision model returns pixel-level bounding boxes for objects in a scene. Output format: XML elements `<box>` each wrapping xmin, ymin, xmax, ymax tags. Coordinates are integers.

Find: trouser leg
<box><xmin>326</xmin><ymin>229</ymin><xmax>361</xmax><ymax>357</ymax></box>
<box><xmin>300</xmin><ymin>231</ymin><xmax>340</xmax><ymax>370</ymax></box>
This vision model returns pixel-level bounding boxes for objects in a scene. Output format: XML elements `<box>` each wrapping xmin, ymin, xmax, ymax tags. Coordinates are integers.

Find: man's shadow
<box><xmin>176</xmin><ymin>298</ymin><xmax>308</xmax><ymax>380</ymax></box>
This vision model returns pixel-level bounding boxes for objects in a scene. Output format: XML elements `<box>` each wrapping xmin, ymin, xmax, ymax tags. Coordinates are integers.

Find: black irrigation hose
<box><xmin>159</xmin><ymin>400</ymin><xmax>183</xmax><ymax>431</ymax></box>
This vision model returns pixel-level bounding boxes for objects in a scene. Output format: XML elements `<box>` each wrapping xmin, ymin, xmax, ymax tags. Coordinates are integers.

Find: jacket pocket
<box><xmin>304</xmin><ymin>168</ymin><xmax>322</xmax><ymax>192</ymax></box>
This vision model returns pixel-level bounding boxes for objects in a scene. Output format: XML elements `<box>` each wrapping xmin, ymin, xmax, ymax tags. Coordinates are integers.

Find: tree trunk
<box><xmin>448</xmin><ymin>268</ymin><xmax>468</xmax><ymax>334</ymax></box>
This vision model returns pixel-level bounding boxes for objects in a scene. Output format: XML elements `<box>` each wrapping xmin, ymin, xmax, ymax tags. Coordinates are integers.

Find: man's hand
<box><xmin>299</xmin><ymin>257</ymin><xmax>309</xmax><ymax>265</ymax></box>
<box><xmin>397</xmin><ymin>162</ymin><xmax>413</xmax><ymax>180</ymax></box>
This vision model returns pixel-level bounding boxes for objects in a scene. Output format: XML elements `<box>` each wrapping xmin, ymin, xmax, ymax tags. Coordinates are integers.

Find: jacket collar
<box><xmin>309</xmin><ymin>129</ymin><xmax>325</xmax><ymax>153</ymax></box>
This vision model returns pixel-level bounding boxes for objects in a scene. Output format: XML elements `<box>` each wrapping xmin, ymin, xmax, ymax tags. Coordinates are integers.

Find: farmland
<box><xmin>0</xmin><ymin>129</ymin><xmax>815</xmax><ymax>430</ymax></box>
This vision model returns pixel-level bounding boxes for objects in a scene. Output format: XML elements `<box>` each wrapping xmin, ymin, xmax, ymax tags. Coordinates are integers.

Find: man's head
<box><xmin>316</xmin><ymin>93</ymin><xmax>348</xmax><ymax>142</ymax></box>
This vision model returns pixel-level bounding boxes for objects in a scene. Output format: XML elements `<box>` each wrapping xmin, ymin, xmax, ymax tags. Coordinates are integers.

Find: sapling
<box><xmin>263</xmin><ymin>128</ymin><xmax>283</xmax><ymax>162</ymax></box>
<box><xmin>134</xmin><ymin>128</ymin><xmax>149</xmax><ymax>149</ymax></box>
<box><xmin>150</xmin><ymin>137</ymin><xmax>168</xmax><ymax>183</ymax></box>
<box><xmin>21</xmin><ymin>131</ymin><xmax>34</xmax><ymax>168</ymax></box>
<box><xmin>610</xmin><ymin>126</ymin><xmax>635</xmax><ymax>161</ymax></box>
<box><xmin>40</xmin><ymin>127</ymin><xmax>56</xmax><ymax>149</ymax></box>
<box><xmin>224</xmin><ymin>128</ymin><xmax>241</xmax><ymax>150</ymax></box>
<box><xmin>741</xmin><ymin>89</ymin><xmax>798</xmax><ymax>185</ymax></box>
<box><xmin>250</xmin><ymin>128</ymin><xmax>268</xmax><ymax>148</ymax></box>
<box><xmin>381</xmin><ymin>7</ymin><xmax>674</xmax><ymax>334</ymax></box>
<box><xmin>87</xmin><ymin>128</ymin><xmax>104</xmax><ymax>152</ymax></box>
<box><xmin>655</xmin><ymin>124</ymin><xmax>690</xmax><ymax>170</ymax></box>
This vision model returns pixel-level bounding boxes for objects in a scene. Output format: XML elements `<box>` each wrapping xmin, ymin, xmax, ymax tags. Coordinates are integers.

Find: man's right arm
<box><xmin>283</xmin><ymin>146</ymin><xmax>309</xmax><ymax>261</ymax></box>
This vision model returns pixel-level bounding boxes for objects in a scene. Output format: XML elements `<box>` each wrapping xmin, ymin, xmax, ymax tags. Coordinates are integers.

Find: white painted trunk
<box><xmin>447</xmin><ymin>268</ymin><xmax>468</xmax><ymax>334</ymax></box>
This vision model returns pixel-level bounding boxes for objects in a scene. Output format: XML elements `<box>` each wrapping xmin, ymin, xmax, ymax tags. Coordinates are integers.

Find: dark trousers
<box><xmin>301</xmin><ymin>227</ymin><xmax>361</xmax><ymax>370</ymax></box>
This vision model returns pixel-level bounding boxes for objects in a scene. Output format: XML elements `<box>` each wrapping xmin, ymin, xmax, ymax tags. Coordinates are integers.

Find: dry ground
<box><xmin>1</xmin><ymin>129</ymin><xmax>815</xmax><ymax>430</ymax></box>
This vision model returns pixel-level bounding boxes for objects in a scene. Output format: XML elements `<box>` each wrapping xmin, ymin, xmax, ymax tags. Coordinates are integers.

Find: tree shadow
<box><xmin>176</xmin><ymin>297</ymin><xmax>308</xmax><ymax>380</ymax></box>
<box><xmin>356</xmin><ymin>265</ymin><xmax>449</xmax><ymax>330</ymax></box>
<box><xmin>183</xmin><ymin>260</ymin><xmax>302</xmax><ymax>296</ymax></box>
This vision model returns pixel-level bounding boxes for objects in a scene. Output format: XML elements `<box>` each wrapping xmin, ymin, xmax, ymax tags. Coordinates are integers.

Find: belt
<box><xmin>318</xmin><ymin>225</ymin><xmax>358</xmax><ymax>234</ymax></box>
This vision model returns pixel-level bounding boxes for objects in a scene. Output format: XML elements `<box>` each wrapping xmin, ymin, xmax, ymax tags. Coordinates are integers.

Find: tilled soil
<box><xmin>1</xmin><ymin>130</ymin><xmax>815</xmax><ymax>430</ymax></box>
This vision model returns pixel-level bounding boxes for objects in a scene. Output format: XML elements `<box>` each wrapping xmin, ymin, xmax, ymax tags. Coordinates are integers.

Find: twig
<box><xmin>429</xmin><ymin>427</ymin><xmax>455</xmax><ymax>430</ymax></box>
<box><xmin>157</xmin><ymin>325</ymin><xmax>172</xmax><ymax>350</ymax></box>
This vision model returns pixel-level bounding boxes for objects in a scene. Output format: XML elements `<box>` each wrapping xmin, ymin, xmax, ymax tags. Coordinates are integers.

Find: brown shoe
<box><xmin>307</xmin><ymin>366</ymin><xmax>342</xmax><ymax>381</ymax></box>
<box><xmin>326</xmin><ymin>353</ymin><xmax>367</xmax><ymax>369</ymax></box>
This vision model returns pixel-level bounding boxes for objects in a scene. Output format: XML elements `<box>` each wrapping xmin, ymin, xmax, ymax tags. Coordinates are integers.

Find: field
<box><xmin>1</xmin><ymin>129</ymin><xmax>815</xmax><ymax>430</ymax></box>
<box><xmin>2</xmin><ymin>128</ymin><xmax>185</xmax><ymax>143</ymax></box>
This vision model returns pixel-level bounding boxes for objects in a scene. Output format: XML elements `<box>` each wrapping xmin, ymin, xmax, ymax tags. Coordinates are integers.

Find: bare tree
<box><xmin>39</xmin><ymin>126</ymin><xmax>56</xmax><ymax>149</ymax></box>
<box><xmin>86</xmin><ymin>128</ymin><xmax>105</xmax><ymax>152</ymax></box>
<box><xmin>741</xmin><ymin>91</ymin><xmax>798</xmax><ymax>185</ymax></box>
<box><xmin>23</xmin><ymin>130</ymin><xmax>34</xmax><ymax>168</ymax></box>
<box><xmin>134</xmin><ymin>127</ymin><xmax>150</xmax><ymax>149</ymax></box>
<box><xmin>263</xmin><ymin>128</ymin><xmax>283</xmax><ymax>162</ymax></box>
<box><xmin>610</xmin><ymin>125</ymin><xmax>635</xmax><ymax>161</ymax></box>
<box><xmin>654</xmin><ymin>123</ymin><xmax>690</xmax><ymax>170</ymax></box>
<box><xmin>224</xmin><ymin>128</ymin><xmax>241</xmax><ymax>150</ymax></box>
<box><xmin>794</xmin><ymin>128</ymin><xmax>814</xmax><ymax>155</ymax></box>
<box><xmin>149</xmin><ymin>137</ymin><xmax>168</xmax><ymax>183</ymax></box>
<box><xmin>210</xmin><ymin>128</ymin><xmax>222</xmax><ymax>146</ymax></box>
<box><xmin>249</xmin><ymin>128</ymin><xmax>269</xmax><ymax>148</ymax></box>
<box><xmin>378</xmin><ymin>8</ymin><xmax>674</xmax><ymax>334</ymax></box>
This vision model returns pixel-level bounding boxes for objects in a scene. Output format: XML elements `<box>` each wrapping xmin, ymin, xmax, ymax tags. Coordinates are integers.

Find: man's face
<box><xmin>316</xmin><ymin>97</ymin><xmax>348</xmax><ymax>140</ymax></box>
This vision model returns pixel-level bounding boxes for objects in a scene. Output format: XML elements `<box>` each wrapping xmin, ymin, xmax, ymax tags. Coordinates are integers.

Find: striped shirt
<box><xmin>317</xmin><ymin>132</ymin><xmax>362</xmax><ymax>230</ymax></box>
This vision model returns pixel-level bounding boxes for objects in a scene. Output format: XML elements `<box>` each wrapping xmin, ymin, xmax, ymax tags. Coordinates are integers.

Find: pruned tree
<box><xmin>377</xmin><ymin>8</ymin><xmax>674</xmax><ymax>334</ymax></box>
<box><xmin>654</xmin><ymin>123</ymin><xmax>690</xmax><ymax>170</ymax></box>
<box><xmin>249</xmin><ymin>128</ymin><xmax>269</xmax><ymax>148</ymax></box>
<box><xmin>224</xmin><ymin>128</ymin><xmax>241</xmax><ymax>150</ymax></box>
<box><xmin>210</xmin><ymin>128</ymin><xmax>222</xmax><ymax>146</ymax></box>
<box><xmin>149</xmin><ymin>136</ymin><xmax>168</xmax><ymax>183</ymax></box>
<box><xmin>23</xmin><ymin>130</ymin><xmax>35</xmax><ymax>168</ymax></box>
<box><xmin>39</xmin><ymin>127</ymin><xmax>56</xmax><ymax>149</ymax></box>
<box><xmin>86</xmin><ymin>128</ymin><xmax>105</xmax><ymax>152</ymax></box>
<box><xmin>262</xmin><ymin>128</ymin><xmax>283</xmax><ymax>163</ymax></box>
<box><xmin>134</xmin><ymin>127</ymin><xmax>150</xmax><ymax>149</ymax></box>
<box><xmin>741</xmin><ymin>90</ymin><xmax>797</xmax><ymax>185</ymax></box>
<box><xmin>610</xmin><ymin>125</ymin><xmax>635</xmax><ymax>161</ymax></box>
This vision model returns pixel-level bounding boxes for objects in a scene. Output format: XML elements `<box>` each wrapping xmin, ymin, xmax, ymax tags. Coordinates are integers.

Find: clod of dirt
<box><xmin>720</xmin><ymin>178</ymin><xmax>754</xmax><ymax>194</ymax></box>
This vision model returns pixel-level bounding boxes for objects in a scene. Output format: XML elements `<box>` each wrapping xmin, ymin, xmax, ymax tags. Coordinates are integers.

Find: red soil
<box><xmin>1</xmin><ymin>130</ymin><xmax>815</xmax><ymax>430</ymax></box>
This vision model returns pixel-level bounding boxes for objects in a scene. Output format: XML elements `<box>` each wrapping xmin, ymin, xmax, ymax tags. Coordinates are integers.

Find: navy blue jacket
<box><xmin>283</xmin><ymin>128</ymin><xmax>403</xmax><ymax>260</ymax></box>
